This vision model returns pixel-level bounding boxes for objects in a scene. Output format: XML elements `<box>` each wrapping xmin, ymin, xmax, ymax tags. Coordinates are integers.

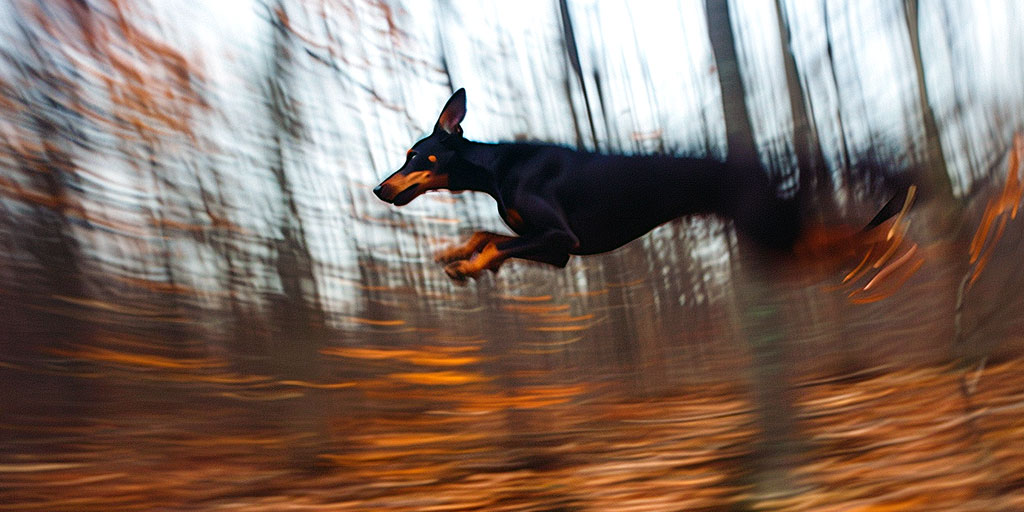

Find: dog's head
<box><xmin>373</xmin><ymin>89</ymin><xmax>466</xmax><ymax>206</ymax></box>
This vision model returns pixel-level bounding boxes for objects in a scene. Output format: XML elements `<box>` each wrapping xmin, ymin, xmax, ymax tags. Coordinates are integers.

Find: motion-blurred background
<box><xmin>1</xmin><ymin>0</ymin><xmax>1023</xmax><ymax>510</ymax></box>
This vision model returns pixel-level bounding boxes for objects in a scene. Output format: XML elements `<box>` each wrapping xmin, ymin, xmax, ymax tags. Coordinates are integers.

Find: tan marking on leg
<box><xmin>469</xmin><ymin>242</ymin><xmax>507</xmax><ymax>272</ymax></box>
<box><xmin>435</xmin><ymin>232</ymin><xmax>513</xmax><ymax>263</ymax></box>
<box><xmin>443</xmin><ymin>241</ymin><xmax>511</xmax><ymax>281</ymax></box>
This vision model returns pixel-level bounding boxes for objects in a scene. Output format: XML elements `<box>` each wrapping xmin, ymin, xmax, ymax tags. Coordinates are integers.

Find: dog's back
<box><xmin>482</xmin><ymin>143</ymin><xmax>798</xmax><ymax>254</ymax></box>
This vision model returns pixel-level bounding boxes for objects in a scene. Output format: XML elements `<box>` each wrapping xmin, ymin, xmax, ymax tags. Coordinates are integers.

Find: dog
<box><xmin>374</xmin><ymin>88</ymin><xmax>893</xmax><ymax>282</ymax></box>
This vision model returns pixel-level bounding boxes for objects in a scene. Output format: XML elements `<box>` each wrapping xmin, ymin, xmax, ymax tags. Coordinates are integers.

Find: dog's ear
<box><xmin>435</xmin><ymin>88</ymin><xmax>466</xmax><ymax>135</ymax></box>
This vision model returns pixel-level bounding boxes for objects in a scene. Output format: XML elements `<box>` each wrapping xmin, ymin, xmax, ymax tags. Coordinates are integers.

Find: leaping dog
<box><xmin>374</xmin><ymin>89</ymin><xmax>884</xmax><ymax>282</ymax></box>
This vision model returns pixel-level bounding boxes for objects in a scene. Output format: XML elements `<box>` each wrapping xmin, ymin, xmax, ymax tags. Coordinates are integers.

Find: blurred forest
<box><xmin>1</xmin><ymin>0</ymin><xmax>1024</xmax><ymax>510</ymax></box>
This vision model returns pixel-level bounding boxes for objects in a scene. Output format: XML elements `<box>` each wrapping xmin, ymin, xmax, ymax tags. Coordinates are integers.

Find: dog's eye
<box><xmin>405</xmin><ymin>150</ymin><xmax>415</xmax><ymax>162</ymax></box>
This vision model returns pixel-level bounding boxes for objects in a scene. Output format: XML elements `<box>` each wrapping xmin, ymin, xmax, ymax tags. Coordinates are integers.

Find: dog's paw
<box><xmin>435</xmin><ymin>245</ymin><xmax>470</xmax><ymax>264</ymax></box>
<box><xmin>443</xmin><ymin>260</ymin><xmax>478</xmax><ymax>282</ymax></box>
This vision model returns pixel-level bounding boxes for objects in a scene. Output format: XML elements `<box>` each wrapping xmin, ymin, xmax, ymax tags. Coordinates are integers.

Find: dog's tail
<box><xmin>792</xmin><ymin>182</ymin><xmax>918</xmax><ymax>261</ymax></box>
<box><xmin>863</xmin><ymin>184</ymin><xmax>917</xmax><ymax>232</ymax></box>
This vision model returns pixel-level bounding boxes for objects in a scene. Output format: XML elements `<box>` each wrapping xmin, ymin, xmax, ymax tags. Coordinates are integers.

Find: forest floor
<box><xmin>4</xmin><ymin>353</ymin><xmax>1024</xmax><ymax>511</ymax></box>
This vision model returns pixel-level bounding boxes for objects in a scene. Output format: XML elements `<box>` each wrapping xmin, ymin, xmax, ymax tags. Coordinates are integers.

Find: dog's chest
<box><xmin>494</xmin><ymin>179</ymin><xmax>531</xmax><ymax>234</ymax></box>
<box><xmin>501</xmin><ymin>207</ymin><xmax>526</xmax><ymax>232</ymax></box>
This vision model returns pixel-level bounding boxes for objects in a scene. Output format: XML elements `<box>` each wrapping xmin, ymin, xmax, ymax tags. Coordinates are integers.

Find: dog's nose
<box><xmin>373</xmin><ymin>184</ymin><xmax>384</xmax><ymax>199</ymax></box>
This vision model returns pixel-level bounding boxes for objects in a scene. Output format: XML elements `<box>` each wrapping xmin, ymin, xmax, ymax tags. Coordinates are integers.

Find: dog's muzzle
<box><xmin>373</xmin><ymin>170</ymin><xmax>446</xmax><ymax>206</ymax></box>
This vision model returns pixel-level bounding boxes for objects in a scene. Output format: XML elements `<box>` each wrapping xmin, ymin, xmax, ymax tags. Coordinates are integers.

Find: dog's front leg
<box><xmin>443</xmin><ymin>196</ymin><xmax>578</xmax><ymax>282</ymax></box>
<box><xmin>443</xmin><ymin>230</ymin><xmax>577</xmax><ymax>282</ymax></box>
<box><xmin>435</xmin><ymin>231</ymin><xmax>514</xmax><ymax>264</ymax></box>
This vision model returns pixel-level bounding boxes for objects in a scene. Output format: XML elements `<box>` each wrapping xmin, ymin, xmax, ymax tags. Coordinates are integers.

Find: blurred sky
<box><xmin>141</xmin><ymin>0</ymin><xmax>1024</xmax><ymax>185</ymax></box>
<box><xmin>1</xmin><ymin>0</ymin><xmax>1021</xmax><ymax>315</ymax></box>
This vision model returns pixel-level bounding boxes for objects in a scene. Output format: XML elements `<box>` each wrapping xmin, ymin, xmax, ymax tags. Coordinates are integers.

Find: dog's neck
<box><xmin>446</xmin><ymin>139</ymin><xmax>505</xmax><ymax>198</ymax></box>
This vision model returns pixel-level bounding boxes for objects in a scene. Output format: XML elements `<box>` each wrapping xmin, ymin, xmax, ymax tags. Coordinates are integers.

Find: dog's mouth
<box><xmin>374</xmin><ymin>182</ymin><xmax>423</xmax><ymax>206</ymax></box>
<box><xmin>391</xmin><ymin>184</ymin><xmax>420</xmax><ymax>206</ymax></box>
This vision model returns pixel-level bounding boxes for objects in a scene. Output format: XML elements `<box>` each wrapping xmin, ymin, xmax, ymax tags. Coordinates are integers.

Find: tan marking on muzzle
<box><xmin>379</xmin><ymin>170</ymin><xmax>449</xmax><ymax>202</ymax></box>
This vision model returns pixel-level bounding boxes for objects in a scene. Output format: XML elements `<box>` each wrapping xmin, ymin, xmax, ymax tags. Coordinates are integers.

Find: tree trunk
<box><xmin>903</xmin><ymin>0</ymin><xmax>955</xmax><ymax>204</ymax></box>
<box><xmin>775</xmin><ymin>0</ymin><xmax>832</xmax><ymax>210</ymax></box>
<box><xmin>705</xmin><ymin>0</ymin><xmax>758</xmax><ymax>168</ymax></box>
<box><xmin>706</xmin><ymin>0</ymin><xmax>803</xmax><ymax>501</ymax></box>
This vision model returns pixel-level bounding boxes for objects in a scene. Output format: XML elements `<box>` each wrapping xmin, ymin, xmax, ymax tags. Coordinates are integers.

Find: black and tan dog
<box><xmin>374</xmin><ymin>89</ymin><xmax>900</xmax><ymax>282</ymax></box>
